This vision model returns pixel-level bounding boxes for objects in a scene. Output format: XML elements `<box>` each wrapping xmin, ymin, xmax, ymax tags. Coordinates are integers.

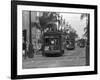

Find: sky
<box><xmin>60</xmin><ymin>13</ymin><xmax>86</xmax><ymax>38</ymax></box>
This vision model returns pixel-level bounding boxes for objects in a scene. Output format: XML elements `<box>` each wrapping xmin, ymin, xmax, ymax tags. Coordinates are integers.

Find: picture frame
<box><xmin>11</xmin><ymin>0</ymin><xmax>97</xmax><ymax>79</ymax></box>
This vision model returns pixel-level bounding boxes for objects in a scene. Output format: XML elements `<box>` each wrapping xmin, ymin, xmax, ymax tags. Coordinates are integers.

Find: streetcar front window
<box><xmin>44</xmin><ymin>38</ymin><xmax>60</xmax><ymax>51</ymax></box>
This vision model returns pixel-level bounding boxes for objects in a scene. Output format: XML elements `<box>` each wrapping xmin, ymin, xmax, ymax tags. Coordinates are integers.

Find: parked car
<box><xmin>66</xmin><ymin>40</ymin><xmax>75</xmax><ymax>50</ymax></box>
<box><xmin>77</xmin><ymin>39</ymin><xmax>85</xmax><ymax>48</ymax></box>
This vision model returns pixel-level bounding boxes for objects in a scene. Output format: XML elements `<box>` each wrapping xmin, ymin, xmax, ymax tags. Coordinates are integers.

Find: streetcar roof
<box><xmin>44</xmin><ymin>31</ymin><xmax>62</xmax><ymax>35</ymax></box>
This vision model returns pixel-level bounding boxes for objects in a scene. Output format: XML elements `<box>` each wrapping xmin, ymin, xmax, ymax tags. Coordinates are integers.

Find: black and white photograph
<box><xmin>11</xmin><ymin>1</ymin><xmax>97</xmax><ymax>79</ymax></box>
<box><xmin>22</xmin><ymin>11</ymin><xmax>90</xmax><ymax>69</ymax></box>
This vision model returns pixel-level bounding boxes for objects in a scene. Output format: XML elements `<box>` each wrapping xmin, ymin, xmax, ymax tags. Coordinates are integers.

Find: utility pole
<box><xmin>28</xmin><ymin>11</ymin><xmax>34</xmax><ymax>58</ymax></box>
<box><xmin>86</xmin><ymin>14</ymin><xmax>90</xmax><ymax>65</ymax></box>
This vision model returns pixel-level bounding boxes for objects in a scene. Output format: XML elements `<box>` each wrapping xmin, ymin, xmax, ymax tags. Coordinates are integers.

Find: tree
<box><xmin>80</xmin><ymin>13</ymin><xmax>90</xmax><ymax>65</ymax></box>
<box><xmin>80</xmin><ymin>13</ymin><xmax>89</xmax><ymax>39</ymax></box>
<box><xmin>64</xmin><ymin>24</ymin><xmax>78</xmax><ymax>41</ymax></box>
<box><xmin>69</xmin><ymin>30</ymin><xmax>78</xmax><ymax>40</ymax></box>
<box><xmin>39</xmin><ymin>12</ymin><xmax>58</xmax><ymax>32</ymax></box>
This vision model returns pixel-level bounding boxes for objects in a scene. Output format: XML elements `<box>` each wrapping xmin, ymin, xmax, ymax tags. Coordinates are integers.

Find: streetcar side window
<box><xmin>45</xmin><ymin>38</ymin><xmax>50</xmax><ymax>45</ymax></box>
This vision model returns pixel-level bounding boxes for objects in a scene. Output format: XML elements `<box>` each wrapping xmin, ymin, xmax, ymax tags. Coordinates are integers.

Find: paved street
<box><xmin>22</xmin><ymin>46</ymin><xmax>86</xmax><ymax>69</ymax></box>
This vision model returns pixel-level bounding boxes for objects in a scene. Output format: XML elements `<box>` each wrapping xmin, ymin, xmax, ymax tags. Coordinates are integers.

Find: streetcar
<box><xmin>42</xmin><ymin>31</ymin><xmax>64</xmax><ymax>56</ymax></box>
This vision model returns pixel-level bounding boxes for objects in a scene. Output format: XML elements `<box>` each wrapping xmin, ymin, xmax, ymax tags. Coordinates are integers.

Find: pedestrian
<box><xmin>23</xmin><ymin>37</ymin><xmax>26</xmax><ymax>59</ymax></box>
